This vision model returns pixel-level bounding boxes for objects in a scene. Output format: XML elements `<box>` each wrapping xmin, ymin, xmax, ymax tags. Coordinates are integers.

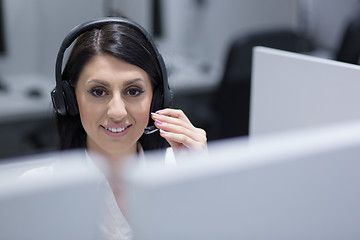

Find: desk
<box><xmin>0</xmin><ymin>74</ymin><xmax>54</xmax><ymax>123</ymax></box>
<box><xmin>161</xmin><ymin>51</ymin><xmax>223</xmax><ymax>95</ymax></box>
<box><xmin>0</xmin><ymin>74</ymin><xmax>56</xmax><ymax>159</ymax></box>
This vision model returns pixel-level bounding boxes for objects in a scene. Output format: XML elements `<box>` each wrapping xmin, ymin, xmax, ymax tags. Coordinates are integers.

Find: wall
<box><xmin>0</xmin><ymin>0</ymin><xmax>358</xmax><ymax>80</ymax></box>
<box><xmin>104</xmin><ymin>0</ymin><xmax>152</xmax><ymax>30</ymax></box>
<box><xmin>0</xmin><ymin>0</ymin><xmax>103</xmax><ymax>78</ymax></box>
<box><xmin>161</xmin><ymin>0</ymin><xmax>298</xmax><ymax>67</ymax></box>
<box><xmin>0</xmin><ymin>0</ymin><xmax>38</xmax><ymax>75</ymax></box>
<box><xmin>300</xmin><ymin>0</ymin><xmax>360</xmax><ymax>53</ymax></box>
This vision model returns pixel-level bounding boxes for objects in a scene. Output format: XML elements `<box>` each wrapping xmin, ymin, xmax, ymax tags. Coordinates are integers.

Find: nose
<box><xmin>107</xmin><ymin>93</ymin><xmax>127</xmax><ymax>121</ymax></box>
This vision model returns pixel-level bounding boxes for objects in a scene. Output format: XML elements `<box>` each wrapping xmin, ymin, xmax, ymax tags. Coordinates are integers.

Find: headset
<box><xmin>51</xmin><ymin>17</ymin><xmax>172</xmax><ymax>133</ymax></box>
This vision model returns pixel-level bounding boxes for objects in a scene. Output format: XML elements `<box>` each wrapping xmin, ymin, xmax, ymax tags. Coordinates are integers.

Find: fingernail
<box><xmin>156</xmin><ymin>110</ymin><xmax>164</xmax><ymax>114</ymax></box>
<box><xmin>151</xmin><ymin>113</ymin><xmax>160</xmax><ymax>119</ymax></box>
<box><xmin>160</xmin><ymin>129</ymin><xmax>167</xmax><ymax>134</ymax></box>
<box><xmin>155</xmin><ymin>119</ymin><xmax>163</xmax><ymax>124</ymax></box>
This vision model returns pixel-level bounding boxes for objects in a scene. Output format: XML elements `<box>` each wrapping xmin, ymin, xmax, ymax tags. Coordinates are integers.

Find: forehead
<box><xmin>78</xmin><ymin>54</ymin><xmax>152</xmax><ymax>86</ymax></box>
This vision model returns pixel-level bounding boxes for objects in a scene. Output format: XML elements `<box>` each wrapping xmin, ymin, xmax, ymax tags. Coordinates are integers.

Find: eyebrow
<box><xmin>123</xmin><ymin>78</ymin><xmax>144</xmax><ymax>87</ymax></box>
<box><xmin>87</xmin><ymin>78</ymin><xmax>144</xmax><ymax>87</ymax></box>
<box><xmin>87</xmin><ymin>79</ymin><xmax>110</xmax><ymax>87</ymax></box>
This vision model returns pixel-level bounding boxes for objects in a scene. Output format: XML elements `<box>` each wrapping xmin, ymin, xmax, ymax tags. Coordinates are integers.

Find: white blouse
<box><xmin>21</xmin><ymin>147</ymin><xmax>176</xmax><ymax>240</ymax></box>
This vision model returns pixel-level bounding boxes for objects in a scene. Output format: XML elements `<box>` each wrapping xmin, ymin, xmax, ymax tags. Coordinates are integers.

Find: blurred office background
<box><xmin>0</xmin><ymin>0</ymin><xmax>359</xmax><ymax>159</ymax></box>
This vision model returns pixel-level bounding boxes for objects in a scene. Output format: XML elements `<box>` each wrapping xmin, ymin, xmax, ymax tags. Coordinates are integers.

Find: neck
<box><xmin>87</xmin><ymin>141</ymin><xmax>138</xmax><ymax>173</ymax></box>
<box><xmin>86</xmin><ymin>140</ymin><xmax>138</xmax><ymax>219</ymax></box>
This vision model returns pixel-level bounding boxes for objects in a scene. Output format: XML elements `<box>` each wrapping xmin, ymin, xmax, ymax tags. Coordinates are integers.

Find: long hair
<box><xmin>56</xmin><ymin>20</ymin><xmax>169</xmax><ymax>151</ymax></box>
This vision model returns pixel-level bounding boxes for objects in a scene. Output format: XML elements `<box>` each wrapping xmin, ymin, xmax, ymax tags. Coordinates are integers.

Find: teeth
<box><xmin>106</xmin><ymin>127</ymin><xmax>126</xmax><ymax>133</ymax></box>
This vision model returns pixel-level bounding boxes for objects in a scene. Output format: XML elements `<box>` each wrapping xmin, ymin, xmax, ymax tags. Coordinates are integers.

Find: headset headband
<box><xmin>54</xmin><ymin>17</ymin><xmax>171</xmax><ymax>109</ymax></box>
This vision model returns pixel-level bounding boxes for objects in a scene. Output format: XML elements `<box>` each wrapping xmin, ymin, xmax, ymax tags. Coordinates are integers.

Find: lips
<box><xmin>105</xmin><ymin>126</ymin><xmax>127</xmax><ymax>133</ymax></box>
<box><xmin>101</xmin><ymin>124</ymin><xmax>132</xmax><ymax>136</ymax></box>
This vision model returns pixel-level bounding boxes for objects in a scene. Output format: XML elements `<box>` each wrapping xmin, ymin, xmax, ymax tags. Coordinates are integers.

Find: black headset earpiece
<box><xmin>51</xmin><ymin>86</ymin><xmax>66</xmax><ymax>116</ymax></box>
<box><xmin>51</xmin><ymin>81</ymin><xmax>78</xmax><ymax>116</ymax></box>
<box><xmin>61</xmin><ymin>81</ymin><xmax>78</xmax><ymax>116</ymax></box>
<box><xmin>51</xmin><ymin>17</ymin><xmax>172</xmax><ymax>117</ymax></box>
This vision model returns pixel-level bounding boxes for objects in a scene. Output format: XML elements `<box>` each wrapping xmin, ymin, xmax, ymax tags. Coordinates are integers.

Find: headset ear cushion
<box><xmin>51</xmin><ymin>87</ymin><xmax>66</xmax><ymax>115</ymax></box>
<box><xmin>62</xmin><ymin>81</ymin><xmax>79</xmax><ymax>116</ymax></box>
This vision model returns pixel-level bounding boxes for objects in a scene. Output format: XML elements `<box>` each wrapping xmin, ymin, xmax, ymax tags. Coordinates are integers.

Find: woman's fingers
<box><xmin>151</xmin><ymin>109</ymin><xmax>207</xmax><ymax>151</ymax></box>
<box><xmin>151</xmin><ymin>110</ymin><xmax>205</xmax><ymax>141</ymax></box>
<box><xmin>154</xmin><ymin>109</ymin><xmax>192</xmax><ymax>124</ymax></box>
<box><xmin>158</xmin><ymin>129</ymin><xmax>206</xmax><ymax>150</ymax></box>
<box><xmin>152</xmin><ymin>113</ymin><xmax>202</xmax><ymax>141</ymax></box>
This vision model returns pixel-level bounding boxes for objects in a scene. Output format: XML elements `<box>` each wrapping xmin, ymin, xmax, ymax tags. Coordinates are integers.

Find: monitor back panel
<box><xmin>0</xmin><ymin>152</ymin><xmax>101</xmax><ymax>240</ymax></box>
<box><xmin>250</xmin><ymin>46</ymin><xmax>360</xmax><ymax>136</ymax></box>
<box><xmin>124</xmin><ymin>121</ymin><xmax>360</xmax><ymax>240</ymax></box>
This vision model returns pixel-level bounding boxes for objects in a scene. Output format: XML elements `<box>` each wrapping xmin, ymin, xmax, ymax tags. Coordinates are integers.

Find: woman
<box><xmin>51</xmin><ymin>17</ymin><xmax>207</xmax><ymax>239</ymax></box>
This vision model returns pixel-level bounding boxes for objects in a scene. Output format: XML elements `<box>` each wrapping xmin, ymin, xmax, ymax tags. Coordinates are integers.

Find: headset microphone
<box><xmin>144</xmin><ymin>126</ymin><xmax>159</xmax><ymax>135</ymax></box>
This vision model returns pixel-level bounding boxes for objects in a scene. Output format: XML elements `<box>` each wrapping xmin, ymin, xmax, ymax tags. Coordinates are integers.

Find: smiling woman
<box><xmin>55</xmin><ymin>18</ymin><xmax>168</xmax><ymax>152</ymax></box>
<box><xmin>54</xmin><ymin>17</ymin><xmax>207</xmax><ymax>155</ymax></box>
<box><xmin>75</xmin><ymin>55</ymin><xmax>153</xmax><ymax>162</ymax></box>
<box><xmin>46</xmin><ymin>17</ymin><xmax>207</xmax><ymax>239</ymax></box>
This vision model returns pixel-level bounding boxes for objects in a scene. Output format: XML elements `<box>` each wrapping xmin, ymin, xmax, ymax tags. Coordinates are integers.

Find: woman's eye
<box><xmin>89</xmin><ymin>88</ymin><xmax>107</xmax><ymax>97</ymax></box>
<box><xmin>127</xmin><ymin>88</ymin><xmax>144</xmax><ymax>97</ymax></box>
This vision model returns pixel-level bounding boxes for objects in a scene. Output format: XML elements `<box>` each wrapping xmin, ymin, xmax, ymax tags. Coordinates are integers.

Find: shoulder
<box><xmin>19</xmin><ymin>150</ymin><xmax>88</xmax><ymax>181</ymax></box>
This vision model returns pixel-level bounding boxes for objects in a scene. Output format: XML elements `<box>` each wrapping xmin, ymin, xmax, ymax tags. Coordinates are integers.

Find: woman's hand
<box><xmin>151</xmin><ymin>108</ymin><xmax>207</xmax><ymax>152</ymax></box>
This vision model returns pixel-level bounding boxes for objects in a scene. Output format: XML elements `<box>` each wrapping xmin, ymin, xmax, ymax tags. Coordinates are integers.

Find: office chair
<box><xmin>335</xmin><ymin>14</ymin><xmax>360</xmax><ymax>64</ymax></box>
<box><xmin>208</xmin><ymin>29</ymin><xmax>310</xmax><ymax>140</ymax></box>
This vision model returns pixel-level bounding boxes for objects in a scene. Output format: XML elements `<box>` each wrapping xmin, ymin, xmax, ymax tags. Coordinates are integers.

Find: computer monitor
<box><xmin>123</xmin><ymin>120</ymin><xmax>360</xmax><ymax>240</ymax></box>
<box><xmin>250</xmin><ymin>46</ymin><xmax>360</xmax><ymax>136</ymax></box>
<box><xmin>0</xmin><ymin>151</ymin><xmax>101</xmax><ymax>240</ymax></box>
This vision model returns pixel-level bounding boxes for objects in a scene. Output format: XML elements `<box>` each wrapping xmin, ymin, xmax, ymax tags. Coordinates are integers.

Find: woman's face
<box><xmin>75</xmin><ymin>54</ymin><xmax>153</xmax><ymax>159</ymax></box>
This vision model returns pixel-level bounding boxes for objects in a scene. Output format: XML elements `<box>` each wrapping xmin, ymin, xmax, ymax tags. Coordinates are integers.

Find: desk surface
<box><xmin>162</xmin><ymin>51</ymin><xmax>222</xmax><ymax>94</ymax></box>
<box><xmin>0</xmin><ymin>74</ymin><xmax>54</xmax><ymax>123</ymax></box>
